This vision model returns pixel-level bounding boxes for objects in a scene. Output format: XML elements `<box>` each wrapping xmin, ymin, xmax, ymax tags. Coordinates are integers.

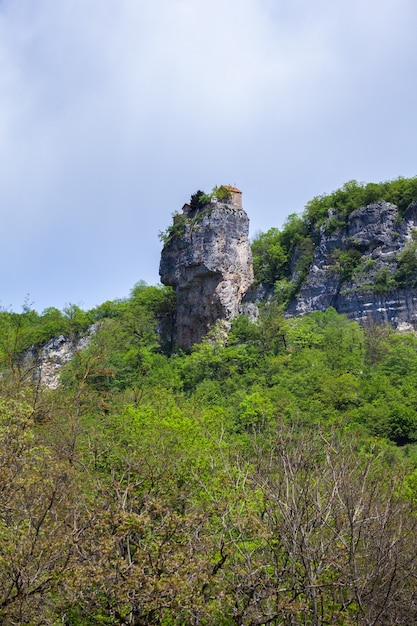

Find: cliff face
<box><xmin>159</xmin><ymin>201</ymin><xmax>253</xmax><ymax>349</ymax></box>
<box><xmin>286</xmin><ymin>201</ymin><xmax>417</xmax><ymax>329</ymax></box>
<box><xmin>26</xmin><ymin>327</ymin><xmax>96</xmax><ymax>389</ymax></box>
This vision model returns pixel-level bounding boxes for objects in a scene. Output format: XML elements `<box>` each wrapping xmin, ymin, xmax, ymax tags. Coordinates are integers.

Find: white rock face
<box><xmin>159</xmin><ymin>202</ymin><xmax>254</xmax><ymax>349</ymax></box>
<box><xmin>30</xmin><ymin>327</ymin><xmax>96</xmax><ymax>389</ymax></box>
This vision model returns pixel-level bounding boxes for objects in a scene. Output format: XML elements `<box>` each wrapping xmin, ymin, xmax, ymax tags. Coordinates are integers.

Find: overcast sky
<box><xmin>1</xmin><ymin>0</ymin><xmax>416</xmax><ymax>312</ymax></box>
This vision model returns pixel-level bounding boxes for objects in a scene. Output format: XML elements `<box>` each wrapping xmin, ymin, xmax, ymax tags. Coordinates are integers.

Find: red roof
<box><xmin>222</xmin><ymin>185</ymin><xmax>241</xmax><ymax>193</ymax></box>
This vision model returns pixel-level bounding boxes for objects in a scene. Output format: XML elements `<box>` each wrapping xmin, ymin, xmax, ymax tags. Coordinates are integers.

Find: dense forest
<box><xmin>2</xmin><ymin>177</ymin><xmax>417</xmax><ymax>624</ymax></box>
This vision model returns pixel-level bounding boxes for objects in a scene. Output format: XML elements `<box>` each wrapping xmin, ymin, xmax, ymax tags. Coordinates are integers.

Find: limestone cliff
<box><xmin>286</xmin><ymin>201</ymin><xmax>417</xmax><ymax>329</ymax></box>
<box><xmin>27</xmin><ymin>327</ymin><xmax>96</xmax><ymax>389</ymax></box>
<box><xmin>159</xmin><ymin>189</ymin><xmax>253</xmax><ymax>349</ymax></box>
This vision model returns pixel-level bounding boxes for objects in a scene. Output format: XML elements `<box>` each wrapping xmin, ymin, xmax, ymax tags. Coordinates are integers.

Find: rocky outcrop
<box><xmin>286</xmin><ymin>201</ymin><xmax>417</xmax><ymax>329</ymax></box>
<box><xmin>28</xmin><ymin>327</ymin><xmax>96</xmax><ymax>389</ymax></box>
<box><xmin>159</xmin><ymin>196</ymin><xmax>253</xmax><ymax>349</ymax></box>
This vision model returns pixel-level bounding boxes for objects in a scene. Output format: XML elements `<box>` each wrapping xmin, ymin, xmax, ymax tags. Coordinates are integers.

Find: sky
<box><xmin>0</xmin><ymin>0</ymin><xmax>416</xmax><ymax>313</ymax></box>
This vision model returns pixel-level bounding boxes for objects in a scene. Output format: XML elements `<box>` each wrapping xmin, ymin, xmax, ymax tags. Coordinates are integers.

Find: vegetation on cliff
<box><xmin>251</xmin><ymin>175</ymin><xmax>417</xmax><ymax>304</ymax></box>
<box><xmin>159</xmin><ymin>186</ymin><xmax>241</xmax><ymax>245</ymax></box>
<box><xmin>304</xmin><ymin>176</ymin><xmax>417</xmax><ymax>226</ymax></box>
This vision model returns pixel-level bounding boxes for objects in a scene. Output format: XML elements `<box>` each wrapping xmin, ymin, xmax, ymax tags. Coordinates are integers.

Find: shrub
<box><xmin>396</xmin><ymin>242</ymin><xmax>417</xmax><ymax>286</ymax></box>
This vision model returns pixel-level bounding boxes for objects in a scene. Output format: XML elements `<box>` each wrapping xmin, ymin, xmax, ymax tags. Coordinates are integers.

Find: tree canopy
<box><xmin>2</xmin><ymin>282</ymin><xmax>417</xmax><ymax>622</ymax></box>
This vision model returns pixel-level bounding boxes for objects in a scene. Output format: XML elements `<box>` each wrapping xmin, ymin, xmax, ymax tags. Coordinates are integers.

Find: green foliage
<box><xmin>251</xmin><ymin>214</ymin><xmax>312</xmax><ymax>290</ymax></box>
<box><xmin>62</xmin><ymin>283</ymin><xmax>175</xmax><ymax>394</ymax></box>
<box><xmin>396</xmin><ymin>240</ymin><xmax>417</xmax><ymax>286</ymax></box>
<box><xmin>0</xmin><ymin>398</ymin><xmax>79</xmax><ymax>622</ymax></box>
<box><xmin>251</xmin><ymin>228</ymin><xmax>287</xmax><ymax>285</ymax></box>
<box><xmin>189</xmin><ymin>189</ymin><xmax>207</xmax><ymax>211</ymax></box>
<box><xmin>325</xmin><ymin>214</ymin><xmax>346</xmax><ymax>233</ymax></box>
<box><xmin>279</xmin><ymin>212</ymin><xmax>310</xmax><ymax>252</ymax></box>
<box><xmin>352</xmin><ymin>257</ymin><xmax>377</xmax><ymax>279</ymax></box>
<box><xmin>274</xmin><ymin>278</ymin><xmax>295</xmax><ymax>305</ymax></box>
<box><xmin>158</xmin><ymin>211</ymin><xmax>188</xmax><ymax>244</ymax></box>
<box><xmin>189</xmin><ymin>185</ymin><xmax>234</xmax><ymax>208</ymax></box>
<box><xmin>62</xmin><ymin>303</ymin><xmax>94</xmax><ymax>336</ymax></box>
<box><xmin>292</xmin><ymin>235</ymin><xmax>315</xmax><ymax>286</ymax></box>
<box><xmin>4</xmin><ymin>274</ymin><xmax>417</xmax><ymax>620</ymax></box>
<box><xmin>237</xmin><ymin>390</ymin><xmax>274</xmax><ymax>431</ymax></box>
<box><xmin>373</xmin><ymin>267</ymin><xmax>397</xmax><ymax>293</ymax></box>
<box><xmin>304</xmin><ymin>176</ymin><xmax>417</xmax><ymax>228</ymax></box>
<box><xmin>160</xmin><ymin>185</ymin><xmax>242</xmax><ymax>245</ymax></box>
<box><xmin>332</xmin><ymin>247</ymin><xmax>364</xmax><ymax>281</ymax></box>
<box><xmin>211</xmin><ymin>184</ymin><xmax>233</xmax><ymax>202</ymax></box>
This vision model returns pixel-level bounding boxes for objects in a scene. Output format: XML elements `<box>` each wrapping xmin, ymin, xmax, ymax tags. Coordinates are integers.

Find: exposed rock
<box><xmin>28</xmin><ymin>326</ymin><xmax>97</xmax><ymax>389</ymax></box>
<box><xmin>240</xmin><ymin>284</ymin><xmax>275</xmax><ymax>322</ymax></box>
<box><xmin>159</xmin><ymin>191</ymin><xmax>253</xmax><ymax>349</ymax></box>
<box><xmin>286</xmin><ymin>201</ymin><xmax>417</xmax><ymax>328</ymax></box>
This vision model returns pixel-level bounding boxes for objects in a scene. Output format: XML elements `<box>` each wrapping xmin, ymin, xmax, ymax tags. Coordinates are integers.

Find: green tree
<box><xmin>251</xmin><ymin>228</ymin><xmax>287</xmax><ymax>285</ymax></box>
<box><xmin>189</xmin><ymin>189</ymin><xmax>207</xmax><ymax>211</ymax></box>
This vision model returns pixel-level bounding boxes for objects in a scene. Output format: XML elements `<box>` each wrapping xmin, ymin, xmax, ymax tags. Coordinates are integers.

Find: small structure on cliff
<box><xmin>218</xmin><ymin>185</ymin><xmax>242</xmax><ymax>208</ymax></box>
<box><xmin>159</xmin><ymin>186</ymin><xmax>253</xmax><ymax>350</ymax></box>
